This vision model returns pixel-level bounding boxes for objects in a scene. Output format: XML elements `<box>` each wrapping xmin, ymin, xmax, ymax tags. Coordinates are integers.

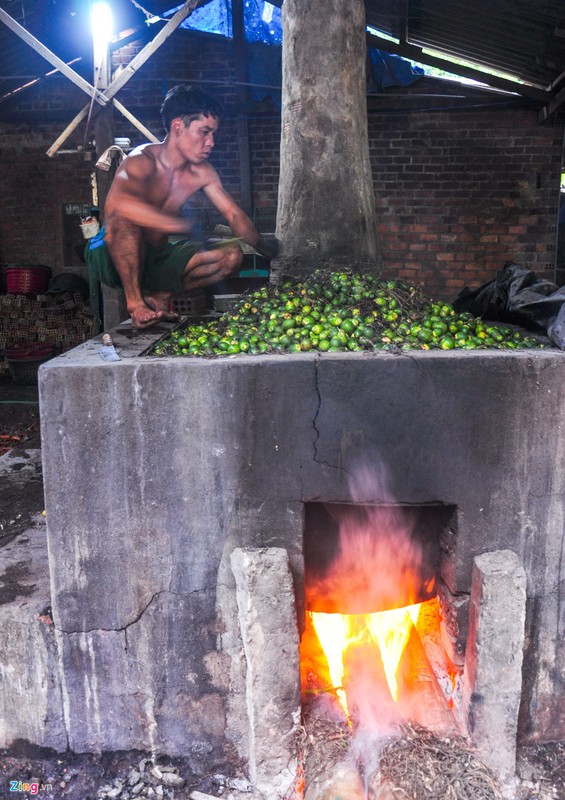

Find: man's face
<box><xmin>175</xmin><ymin>114</ymin><xmax>218</xmax><ymax>163</ymax></box>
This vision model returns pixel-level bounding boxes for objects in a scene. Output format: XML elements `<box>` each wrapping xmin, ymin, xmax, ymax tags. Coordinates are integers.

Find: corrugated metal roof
<box><xmin>0</xmin><ymin>0</ymin><xmax>564</xmax><ymax>122</ymax></box>
<box><xmin>365</xmin><ymin>0</ymin><xmax>565</xmax><ymax>116</ymax></box>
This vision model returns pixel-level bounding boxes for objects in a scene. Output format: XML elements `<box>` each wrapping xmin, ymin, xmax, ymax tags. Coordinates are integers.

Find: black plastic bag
<box><xmin>454</xmin><ymin>261</ymin><xmax>565</xmax><ymax>348</ymax></box>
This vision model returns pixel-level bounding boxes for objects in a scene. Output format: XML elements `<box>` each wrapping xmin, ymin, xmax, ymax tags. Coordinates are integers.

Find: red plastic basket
<box><xmin>5</xmin><ymin>265</ymin><xmax>52</xmax><ymax>295</ymax></box>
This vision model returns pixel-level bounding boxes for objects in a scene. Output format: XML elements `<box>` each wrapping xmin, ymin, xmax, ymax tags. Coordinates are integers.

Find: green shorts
<box><xmin>85</xmin><ymin>227</ymin><xmax>200</xmax><ymax>293</ymax></box>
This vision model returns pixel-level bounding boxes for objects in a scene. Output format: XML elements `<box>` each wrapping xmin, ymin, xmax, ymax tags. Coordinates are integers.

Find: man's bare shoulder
<box><xmin>117</xmin><ymin>143</ymin><xmax>163</xmax><ymax>178</ymax></box>
<box><xmin>185</xmin><ymin>159</ymin><xmax>221</xmax><ymax>187</ymax></box>
<box><xmin>127</xmin><ymin>142</ymin><xmax>163</xmax><ymax>160</ymax></box>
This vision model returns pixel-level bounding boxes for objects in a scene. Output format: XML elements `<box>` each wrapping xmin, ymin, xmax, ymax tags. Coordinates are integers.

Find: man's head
<box><xmin>160</xmin><ymin>85</ymin><xmax>222</xmax><ymax>132</ymax></box>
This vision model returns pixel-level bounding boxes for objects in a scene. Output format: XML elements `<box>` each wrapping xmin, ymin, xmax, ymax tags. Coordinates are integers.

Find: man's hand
<box><xmin>254</xmin><ymin>236</ymin><xmax>281</xmax><ymax>260</ymax></box>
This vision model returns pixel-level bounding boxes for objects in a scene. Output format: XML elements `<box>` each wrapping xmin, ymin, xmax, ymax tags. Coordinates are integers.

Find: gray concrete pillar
<box><xmin>462</xmin><ymin>550</ymin><xmax>527</xmax><ymax>784</ymax></box>
<box><xmin>231</xmin><ymin>547</ymin><xmax>301</xmax><ymax>797</ymax></box>
<box><xmin>273</xmin><ymin>0</ymin><xmax>380</xmax><ymax>279</ymax></box>
<box><xmin>101</xmin><ymin>284</ymin><xmax>128</xmax><ymax>330</ymax></box>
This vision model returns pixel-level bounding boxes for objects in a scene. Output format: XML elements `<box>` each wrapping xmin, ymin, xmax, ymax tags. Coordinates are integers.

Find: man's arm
<box><xmin>203</xmin><ymin>178</ymin><xmax>280</xmax><ymax>258</ymax></box>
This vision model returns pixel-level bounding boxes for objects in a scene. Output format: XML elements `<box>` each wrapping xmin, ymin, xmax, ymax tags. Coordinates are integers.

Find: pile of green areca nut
<box><xmin>154</xmin><ymin>269</ymin><xmax>544</xmax><ymax>357</ymax></box>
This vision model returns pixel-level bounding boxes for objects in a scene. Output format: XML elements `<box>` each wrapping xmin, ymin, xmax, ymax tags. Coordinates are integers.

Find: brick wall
<box><xmin>369</xmin><ymin>101</ymin><xmax>564</xmax><ymax>298</ymax></box>
<box><xmin>0</xmin><ymin>29</ymin><xmax>563</xmax><ymax>301</ymax></box>
<box><xmin>0</xmin><ymin>125</ymin><xmax>93</xmax><ymax>284</ymax></box>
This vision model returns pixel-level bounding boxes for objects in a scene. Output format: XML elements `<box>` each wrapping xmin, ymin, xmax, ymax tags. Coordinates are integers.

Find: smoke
<box><xmin>347</xmin><ymin>455</ymin><xmax>392</xmax><ymax>505</ymax></box>
<box><xmin>306</xmin><ymin>457</ymin><xmax>426</xmax><ymax>614</ymax></box>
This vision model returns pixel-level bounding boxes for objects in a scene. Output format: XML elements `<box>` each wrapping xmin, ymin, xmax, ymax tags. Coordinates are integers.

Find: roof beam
<box><xmin>546</xmin><ymin>68</ymin><xmax>565</xmax><ymax>93</ymax></box>
<box><xmin>0</xmin><ymin>58</ymin><xmax>81</xmax><ymax>104</ymax></box>
<box><xmin>538</xmin><ymin>83</ymin><xmax>565</xmax><ymax>122</ymax></box>
<box><xmin>406</xmin><ymin>23</ymin><xmax>548</xmax><ymax>84</ymax></box>
<box><xmin>399</xmin><ymin>0</ymin><xmax>409</xmax><ymax>45</ymax></box>
<box><xmin>0</xmin><ymin>5</ymin><xmax>158</xmax><ymax>150</ymax></box>
<box><xmin>104</xmin><ymin>0</ymin><xmax>203</xmax><ymax>100</ymax></box>
<box><xmin>409</xmin><ymin>33</ymin><xmax>548</xmax><ymax>88</ymax></box>
<box><xmin>0</xmin><ymin>8</ymin><xmax>109</xmax><ymax>106</ymax></box>
<box><xmin>46</xmin><ymin>0</ymin><xmax>202</xmax><ymax>157</ymax></box>
<box><xmin>110</xmin><ymin>26</ymin><xmax>156</xmax><ymax>53</ymax></box>
<box><xmin>366</xmin><ymin>30</ymin><xmax>548</xmax><ymax>101</ymax></box>
<box><xmin>149</xmin><ymin>0</ymin><xmax>213</xmax><ymax>12</ymax></box>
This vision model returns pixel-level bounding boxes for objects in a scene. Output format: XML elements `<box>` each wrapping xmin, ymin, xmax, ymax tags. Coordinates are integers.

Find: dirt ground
<box><xmin>0</xmin><ymin>377</ymin><xmax>43</xmax><ymax>544</ymax></box>
<box><xmin>0</xmin><ymin>377</ymin><xmax>40</xmax><ymax>451</ymax></box>
<box><xmin>1</xmin><ymin>375</ymin><xmax>564</xmax><ymax>800</ymax></box>
<box><xmin>0</xmin><ymin>745</ymin><xmax>254</xmax><ymax>800</ymax></box>
<box><xmin>0</xmin><ymin>740</ymin><xmax>563</xmax><ymax>800</ymax></box>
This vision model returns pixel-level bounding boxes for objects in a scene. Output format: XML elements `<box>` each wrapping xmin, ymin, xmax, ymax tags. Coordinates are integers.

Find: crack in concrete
<box><xmin>312</xmin><ymin>355</ymin><xmax>322</xmax><ymax>463</ymax></box>
<box><xmin>56</xmin><ymin>587</ymin><xmax>209</xmax><ymax>635</ymax></box>
<box><xmin>539</xmin><ymin>576</ymin><xmax>565</xmax><ymax>599</ymax></box>
<box><xmin>310</xmin><ymin>356</ymin><xmax>354</xmax><ymax>480</ymax></box>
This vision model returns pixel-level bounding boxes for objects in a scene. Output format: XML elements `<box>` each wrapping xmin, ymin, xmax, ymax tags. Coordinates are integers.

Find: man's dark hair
<box><xmin>160</xmin><ymin>85</ymin><xmax>222</xmax><ymax>132</ymax></box>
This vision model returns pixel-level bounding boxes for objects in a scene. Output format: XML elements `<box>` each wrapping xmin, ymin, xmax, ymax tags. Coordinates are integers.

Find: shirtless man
<box><xmin>85</xmin><ymin>85</ymin><xmax>279</xmax><ymax>329</ymax></box>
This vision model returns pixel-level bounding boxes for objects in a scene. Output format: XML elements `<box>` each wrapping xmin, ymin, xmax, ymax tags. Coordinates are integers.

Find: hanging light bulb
<box><xmin>91</xmin><ymin>2</ymin><xmax>113</xmax><ymax>70</ymax></box>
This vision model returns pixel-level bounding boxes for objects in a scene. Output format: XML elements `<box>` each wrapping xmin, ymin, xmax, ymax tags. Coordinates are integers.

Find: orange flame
<box><xmin>365</xmin><ymin>602</ymin><xmax>421</xmax><ymax>701</ymax></box>
<box><xmin>310</xmin><ymin>602</ymin><xmax>421</xmax><ymax>715</ymax></box>
<box><xmin>308</xmin><ymin>612</ymin><xmax>350</xmax><ymax>714</ymax></box>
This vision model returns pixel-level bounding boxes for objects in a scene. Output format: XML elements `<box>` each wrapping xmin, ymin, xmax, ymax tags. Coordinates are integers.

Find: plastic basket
<box><xmin>5</xmin><ymin>344</ymin><xmax>55</xmax><ymax>385</ymax></box>
<box><xmin>5</xmin><ymin>265</ymin><xmax>52</xmax><ymax>295</ymax></box>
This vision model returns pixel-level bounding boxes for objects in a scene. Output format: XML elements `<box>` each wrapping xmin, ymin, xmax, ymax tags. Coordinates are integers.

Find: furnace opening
<box><xmin>301</xmin><ymin>502</ymin><xmax>461</xmax><ymax>735</ymax></box>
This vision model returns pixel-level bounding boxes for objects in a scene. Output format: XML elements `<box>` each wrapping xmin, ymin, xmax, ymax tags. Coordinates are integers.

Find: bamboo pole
<box><xmin>45</xmin><ymin>0</ymin><xmax>202</xmax><ymax>157</ymax></box>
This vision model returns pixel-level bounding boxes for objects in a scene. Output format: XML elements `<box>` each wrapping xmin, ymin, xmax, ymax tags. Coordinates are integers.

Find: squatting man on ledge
<box><xmin>85</xmin><ymin>84</ymin><xmax>280</xmax><ymax>330</ymax></box>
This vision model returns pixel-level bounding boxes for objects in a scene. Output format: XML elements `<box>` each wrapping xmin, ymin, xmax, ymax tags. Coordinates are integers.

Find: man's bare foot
<box><xmin>129</xmin><ymin>300</ymin><xmax>178</xmax><ymax>330</ymax></box>
<box><xmin>144</xmin><ymin>294</ymin><xmax>179</xmax><ymax>322</ymax></box>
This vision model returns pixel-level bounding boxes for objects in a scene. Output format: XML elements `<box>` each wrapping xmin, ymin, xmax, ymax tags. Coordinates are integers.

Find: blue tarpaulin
<box><xmin>165</xmin><ymin>2</ymin><xmax>421</xmax><ymax>96</ymax></box>
<box><xmin>244</xmin><ymin>0</ymin><xmax>282</xmax><ymax>44</ymax></box>
<box><xmin>368</xmin><ymin>49</ymin><xmax>424</xmax><ymax>90</ymax></box>
<box><xmin>166</xmin><ymin>0</ymin><xmax>282</xmax><ymax>44</ymax></box>
<box><xmin>182</xmin><ymin>2</ymin><xmax>231</xmax><ymax>37</ymax></box>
